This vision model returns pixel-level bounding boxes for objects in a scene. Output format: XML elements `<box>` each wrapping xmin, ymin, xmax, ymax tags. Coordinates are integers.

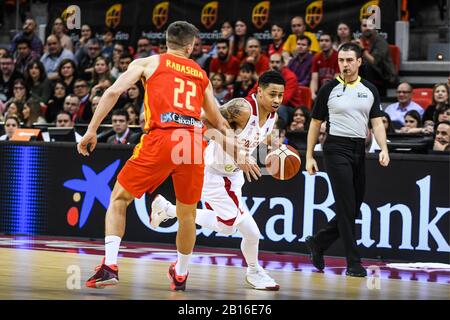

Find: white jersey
<box><xmin>205</xmin><ymin>94</ymin><xmax>277</xmax><ymax>175</ymax></box>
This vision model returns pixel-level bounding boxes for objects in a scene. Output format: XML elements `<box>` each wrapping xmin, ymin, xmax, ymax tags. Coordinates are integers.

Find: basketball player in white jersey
<box><xmin>151</xmin><ymin>71</ymin><xmax>285</xmax><ymax>290</ymax></box>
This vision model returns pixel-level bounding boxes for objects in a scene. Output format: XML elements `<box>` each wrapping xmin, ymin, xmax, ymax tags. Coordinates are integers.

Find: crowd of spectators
<box><xmin>0</xmin><ymin>15</ymin><xmax>449</xmax><ymax>152</ymax></box>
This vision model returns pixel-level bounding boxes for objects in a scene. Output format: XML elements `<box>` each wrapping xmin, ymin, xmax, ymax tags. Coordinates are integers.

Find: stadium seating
<box><xmin>412</xmin><ymin>88</ymin><xmax>433</xmax><ymax>109</ymax></box>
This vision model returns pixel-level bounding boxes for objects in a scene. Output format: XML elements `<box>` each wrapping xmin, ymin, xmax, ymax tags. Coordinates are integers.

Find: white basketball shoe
<box><xmin>245</xmin><ymin>265</ymin><xmax>280</xmax><ymax>291</ymax></box>
<box><xmin>150</xmin><ymin>194</ymin><xmax>175</xmax><ymax>229</ymax></box>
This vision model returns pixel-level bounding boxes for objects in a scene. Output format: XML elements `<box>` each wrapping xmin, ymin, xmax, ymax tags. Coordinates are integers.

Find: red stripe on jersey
<box><xmin>246</xmin><ymin>94</ymin><xmax>258</xmax><ymax>116</ymax></box>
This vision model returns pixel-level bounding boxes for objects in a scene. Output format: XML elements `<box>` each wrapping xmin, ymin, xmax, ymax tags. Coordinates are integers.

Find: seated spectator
<box><xmin>190</xmin><ymin>37</ymin><xmax>211</xmax><ymax>72</ymax></box>
<box><xmin>288</xmin><ymin>107</ymin><xmax>310</xmax><ymax>132</ymax></box>
<box><xmin>268</xmin><ymin>53</ymin><xmax>302</xmax><ymax>123</ymax></box>
<box><xmin>397</xmin><ymin>110</ymin><xmax>424</xmax><ymax>134</ymax></box>
<box><xmin>57</xmin><ymin>59</ymin><xmax>78</xmax><ymax>94</ymax></box>
<box><xmin>110</xmin><ymin>42</ymin><xmax>126</xmax><ymax>78</ymax></box>
<box><xmin>208</xmin><ymin>20</ymin><xmax>235</xmax><ymax>57</ymax></box>
<box><xmin>287</xmin><ymin>35</ymin><xmax>313</xmax><ymax>86</ymax></box>
<box><xmin>25</xmin><ymin>60</ymin><xmax>52</xmax><ymax>103</ymax></box>
<box><xmin>92</xmin><ymin>56</ymin><xmax>114</xmax><ymax>86</ymax></box>
<box><xmin>77</xmin><ymin>38</ymin><xmax>101</xmax><ymax>81</ymax></box>
<box><xmin>128</xmin><ymin>112</ymin><xmax>145</xmax><ymax>144</ymax></box>
<box><xmin>51</xmin><ymin>17</ymin><xmax>74</xmax><ymax>52</ymax></box>
<box><xmin>73</xmin><ymin>78</ymin><xmax>92</xmax><ymax>122</ymax></box>
<box><xmin>0</xmin><ymin>114</ymin><xmax>20</xmax><ymax>140</ymax></box>
<box><xmin>107</xmin><ymin>109</ymin><xmax>133</xmax><ymax>144</ymax></box>
<box><xmin>53</xmin><ymin>110</ymin><xmax>82</xmax><ymax>142</ymax></box>
<box><xmin>282</xmin><ymin>16</ymin><xmax>320</xmax><ymax>63</ymax></box>
<box><xmin>333</xmin><ymin>22</ymin><xmax>354</xmax><ymax>50</ymax></box>
<box><xmin>74</xmin><ymin>24</ymin><xmax>93</xmax><ymax>54</ymax></box>
<box><xmin>111</xmin><ymin>51</ymin><xmax>132</xmax><ymax>80</ymax></box>
<box><xmin>209</xmin><ymin>39</ymin><xmax>240</xmax><ymax>84</ymax></box>
<box><xmin>273</xmin><ymin>118</ymin><xmax>288</xmax><ymax>146</ymax></box>
<box><xmin>45</xmin><ymin>80</ymin><xmax>66</xmax><ymax>123</ymax></box>
<box><xmin>3</xmin><ymin>100</ymin><xmax>23</xmax><ymax>119</ymax></box>
<box><xmin>124</xmin><ymin>102</ymin><xmax>139</xmax><ymax>125</ymax></box>
<box><xmin>210</xmin><ymin>73</ymin><xmax>231</xmax><ymax>105</ymax></box>
<box><xmin>384</xmin><ymin>82</ymin><xmax>424</xmax><ymax>127</ymax></box>
<box><xmin>232</xmin><ymin>20</ymin><xmax>249</xmax><ymax>62</ymax></box>
<box><xmin>8</xmin><ymin>78</ymin><xmax>28</xmax><ymax>105</ymax></box>
<box><xmin>134</xmin><ymin>37</ymin><xmax>155</xmax><ymax>59</ymax></box>
<box><xmin>55</xmin><ymin>111</ymin><xmax>74</xmax><ymax>127</ymax></box>
<box><xmin>310</xmin><ymin>32</ymin><xmax>339</xmax><ymax>100</ymax></box>
<box><xmin>432</xmin><ymin>121</ymin><xmax>450</xmax><ymax>152</ymax></box>
<box><xmin>434</xmin><ymin>105</ymin><xmax>450</xmax><ymax>123</ymax></box>
<box><xmin>157</xmin><ymin>38</ymin><xmax>167</xmax><ymax>54</ymax></box>
<box><xmin>63</xmin><ymin>94</ymin><xmax>82</xmax><ymax>123</ymax></box>
<box><xmin>267</xmin><ymin>22</ymin><xmax>286</xmax><ymax>57</ymax></box>
<box><xmin>22</xmin><ymin>98</ymin><xmax>46</xmax><ymax>128</ymax></box>
<box><xmin>40</xmin><ymin>35</ymin><xmax>76</xmax><ymax>81</ymax></box>
<box><xmin>423</xmin><ymin>83</ymin><xmax>449</xmax><ymax>122</ymax></box>
<box><xmin>14</xmin><ymin>38</ymin><xmax>38</xmax><ymax>74</ymax></box>
<box><xmin>380</xmin><ymin>111</ymin><xmax>395</xmax><ymax>134</ymax></box>
<box><xmin>244</xmin><ymin>38</ymin><xmax>270</xmax><ymax>76</ymax></box>
<box><xmin>232</xmin><ymin>63</ymin><xmax>256</xmax><ymax>98</ymax></box>
<box><xmin>356</xmin><ymin>18</ymin><xmax>398</xmax><ymax>97</ymax></box>
<box><xmin>0</xmin><ymin>53</ymin><xmax>24</xmax><ymax>103</ymax></box>
<box><xmin>101</xmin><ymin>28</ymin><xmax>115</xmax><ymax>61</ymax></box>
<box><xmin>10</xmin><ymin>18</ymin><xmax>43</xmax><ymax>58</ymax></box>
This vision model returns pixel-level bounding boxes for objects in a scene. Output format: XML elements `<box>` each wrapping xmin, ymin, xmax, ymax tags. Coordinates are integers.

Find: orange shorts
<box><xmin>117</xmin><ymin>129</ymin><xmax>206</xmax><ymax>204</ymax></box>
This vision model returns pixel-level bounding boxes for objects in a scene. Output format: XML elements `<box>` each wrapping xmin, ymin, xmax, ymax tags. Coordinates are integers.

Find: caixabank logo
<box><xmin>63</xmin><ymin>160</ymin><xmax>120</xmax><ymax>228</ymax></box>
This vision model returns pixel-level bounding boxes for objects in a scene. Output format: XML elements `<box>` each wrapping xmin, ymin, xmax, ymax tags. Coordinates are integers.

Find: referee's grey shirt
<box><xmin>311</xmin><ymin>76</ymin><xmax>383</xmax><ymax>139</ymax></box>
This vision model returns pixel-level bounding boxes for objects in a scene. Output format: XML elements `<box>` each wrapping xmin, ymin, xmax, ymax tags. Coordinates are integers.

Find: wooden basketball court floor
<box><xmin>0</xmin><ymin>235</ymin><xmax>448</xmax><ymax>300</ymax></box>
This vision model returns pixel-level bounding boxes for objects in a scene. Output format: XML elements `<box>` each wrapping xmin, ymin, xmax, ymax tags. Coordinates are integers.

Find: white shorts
<box><xmin>201</xmin><ymin>167</ymin><xmax>249</xmax><ymax>234</ymax></box>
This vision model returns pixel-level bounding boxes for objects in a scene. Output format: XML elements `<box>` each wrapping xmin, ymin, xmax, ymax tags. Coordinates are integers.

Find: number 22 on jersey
<box><xmin>173</xmin><ymin>77</ymin><xmax>197</xmax><ymax>111</ymax></box>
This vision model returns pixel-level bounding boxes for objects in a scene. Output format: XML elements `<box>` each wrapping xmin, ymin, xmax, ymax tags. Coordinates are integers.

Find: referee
<box><xmin>305</xmin><ymin>42</ymin><xmax>390</xmax><ymax>277</ymax></box>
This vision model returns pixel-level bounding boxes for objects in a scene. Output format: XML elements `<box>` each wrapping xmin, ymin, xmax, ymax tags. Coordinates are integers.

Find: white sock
<box><xmin>175</xmin><ymin>251</ymin><xmax>191</xmax><ymax>276</ymax></box>
<box><xmin>195</xmin><ymin>208</ymin><xmax>221</xmax><ymax>231</ymax></box>
<box><xmin>237</xmin><ymin>217</ymin><xmax>261</xmax><ymax>272</ymax></box>
<box><xmin>105</xmin><ymin>235</ymin><xmax>121</xmax><ymax>265</ymax></box>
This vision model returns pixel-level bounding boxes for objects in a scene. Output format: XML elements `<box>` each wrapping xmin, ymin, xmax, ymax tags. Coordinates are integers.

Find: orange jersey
<box><xmin>143</xmin><ymin>53</ymin><xmax>209</xmax><ymax>132</ymax></box>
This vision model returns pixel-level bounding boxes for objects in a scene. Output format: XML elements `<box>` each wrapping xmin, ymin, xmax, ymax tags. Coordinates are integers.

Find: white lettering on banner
<box><xmin>132</xmin><ymin>174</ymin><xmax>449</xmax><ymax>253</ymax></box>
<box><xmin>265</xmin><ymin>198</ymin><xmax>296</xmax><ymax>242</ymax></box>
<box><xmin>299</xmin><ymin>171</ymin><xmax>335</xmax><ymax>242</ymax></box>
<box><xmin>356</xmin><ymin>203</ymin><xmax>376</xmax><ymax>247</ymax></box>
<box><xmin>416</xmin><ymin>176</ymin><xmax>450</xmax><ymax>252</ymax></box>
<box><xmin>377</xmin><ymin>204</ymin><xmax>413</xmax><ymax>249</ymax></box>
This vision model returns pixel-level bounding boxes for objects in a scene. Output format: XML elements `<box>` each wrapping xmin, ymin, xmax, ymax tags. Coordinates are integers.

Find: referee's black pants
<box><xmin>314</xmin><ymin>134</ymin><xmax>366</xmax><ymax>266</ymax></box>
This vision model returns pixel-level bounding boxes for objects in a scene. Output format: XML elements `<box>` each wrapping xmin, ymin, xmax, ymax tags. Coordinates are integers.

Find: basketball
<box><xmin>265</xmin><ymin>144</ymin><xmax>301</xmax><ymax>180</ymax></box>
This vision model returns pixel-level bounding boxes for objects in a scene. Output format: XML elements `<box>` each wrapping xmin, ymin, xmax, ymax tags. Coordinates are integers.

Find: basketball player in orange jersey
<box><xmin>150</xmin><ymin>71</ymin><xmax>286</xmax><ymax>290</ymax></box>
<box><xmin>77</xmin><ymin>21</ymin><xmax>254</xmax><ymax>291</ymax></box>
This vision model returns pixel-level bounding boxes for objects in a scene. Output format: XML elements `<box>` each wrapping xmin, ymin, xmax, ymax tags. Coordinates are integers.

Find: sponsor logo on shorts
<box><xmin>161</xmin><ymin>112</ymin><xmax>203</xmax><ymax>128</ymax></box>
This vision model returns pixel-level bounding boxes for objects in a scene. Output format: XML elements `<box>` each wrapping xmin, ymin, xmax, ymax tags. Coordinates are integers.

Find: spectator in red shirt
<box><xmin>310</xmin><ymin>32</ymin><xmax>339</xmax><ymax>100</ymax></box>
<box><xmin>267</xmin><ymin>22</ymin><xmax>286</xmax><ymax>57</ymax></box>
<box><xmin>209</xmin><ymin>39</ymin><xmax>240</xmax><ymax>85</ymax></box>
<box><xmin>246</xmin><ymin>53</ymin><xmax>301</xmax><ymax>124</ymax></box>
<box><xmin>244</xmin><ymin>38</ymin><xmax>270</xmax><ymax>76</ymax></box>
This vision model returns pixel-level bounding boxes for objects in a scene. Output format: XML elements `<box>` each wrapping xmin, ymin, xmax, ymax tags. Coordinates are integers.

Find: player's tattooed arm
<box><xmin>219</xmin><ymin>98</ymin><xmax>250</xmax><ymax>128</ymax></box>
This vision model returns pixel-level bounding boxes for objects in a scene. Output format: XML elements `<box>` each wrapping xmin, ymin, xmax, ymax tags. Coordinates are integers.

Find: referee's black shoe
<box><xmin>346</xmin><ymin>264</ymin><xmax>367</xmax><ymax>277</ymax></box>
<box><xmin>305</xmin><ymin>236</ymin><xmax>325</xmax><ymax>270</ymax></box>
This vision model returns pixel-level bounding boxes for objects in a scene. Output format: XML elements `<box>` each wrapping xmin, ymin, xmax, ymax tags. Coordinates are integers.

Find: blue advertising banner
<box><xmin>0</xmin><ymin>141</ymin><xmax>448</xmax><ymax>263</ymax></box>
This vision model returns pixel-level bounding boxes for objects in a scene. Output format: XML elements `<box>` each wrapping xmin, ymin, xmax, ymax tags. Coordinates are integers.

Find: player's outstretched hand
<box><xmin>238</xmin><ymin>154</ymin><xmax>261</xmax><ymax>182</ymax></box>
<box><xmin>77</xmin><ymin>130</ymin><xmax>97</xmax><ymax>156</ymax></box>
